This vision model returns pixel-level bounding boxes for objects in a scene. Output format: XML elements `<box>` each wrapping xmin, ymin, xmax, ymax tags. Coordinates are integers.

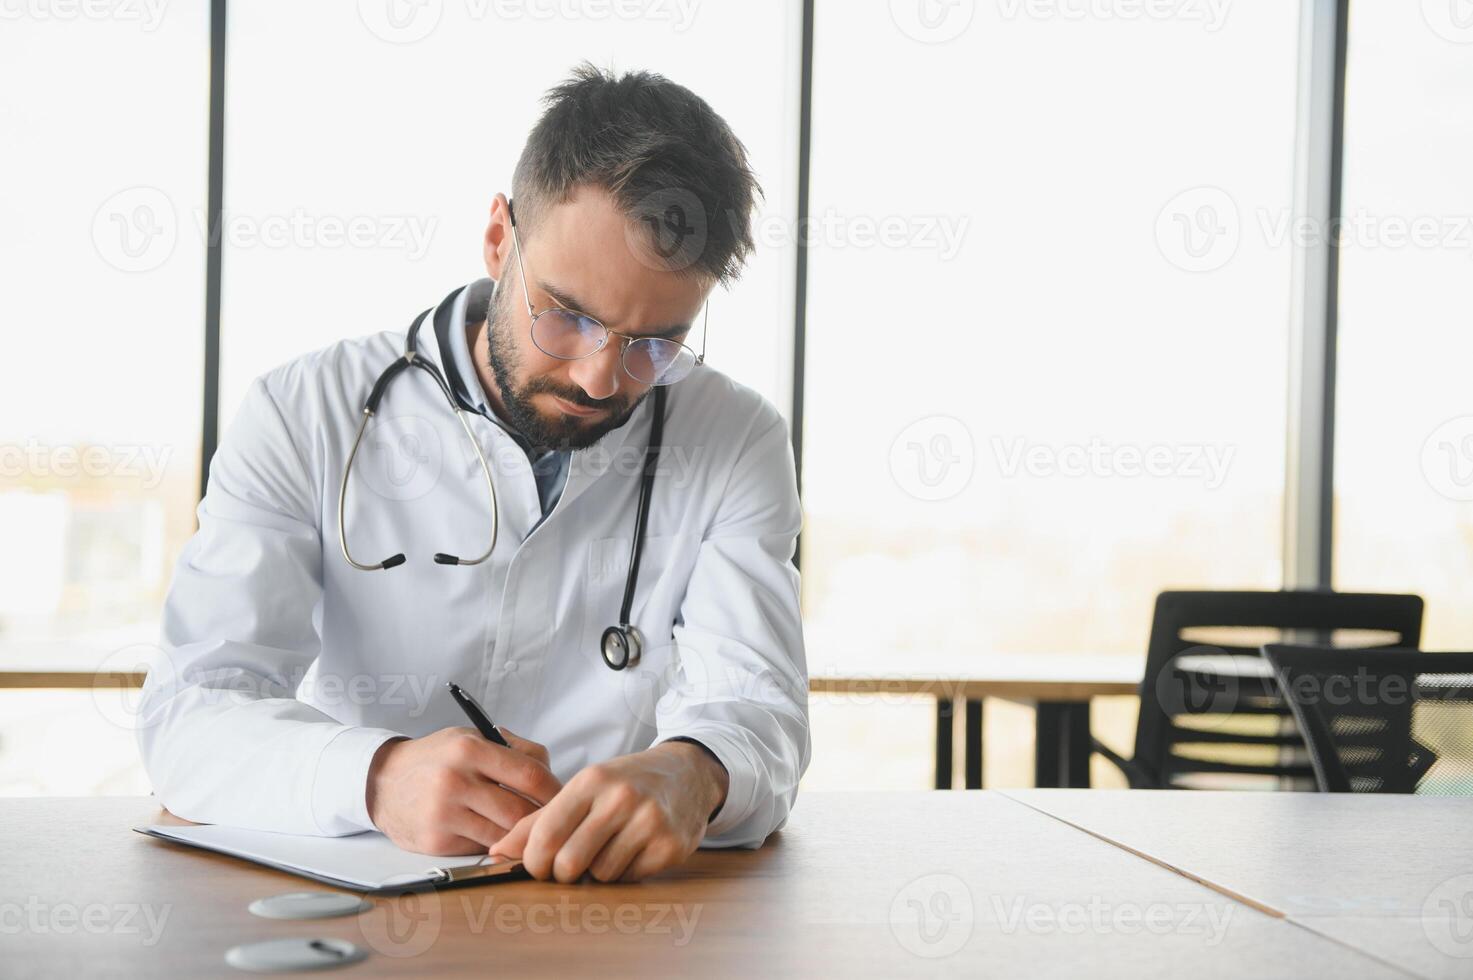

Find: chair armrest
<box><xmin>1091</xmin><ymin>737</ymin><xmax>1153</xmax><ymax>789</ymax></box>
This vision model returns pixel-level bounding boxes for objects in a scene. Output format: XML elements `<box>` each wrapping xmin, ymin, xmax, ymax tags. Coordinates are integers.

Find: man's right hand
<box><xmin>366</xmin><ymin>726</ymin><xmax>561</xmax><ymax>855</ymax></box>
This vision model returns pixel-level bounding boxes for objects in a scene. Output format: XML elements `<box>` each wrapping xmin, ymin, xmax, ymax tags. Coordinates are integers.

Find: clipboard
<box><xmin>135</xmin><ymin>823</ymin><xmax>529</xmax><ymax>894</ymax></box>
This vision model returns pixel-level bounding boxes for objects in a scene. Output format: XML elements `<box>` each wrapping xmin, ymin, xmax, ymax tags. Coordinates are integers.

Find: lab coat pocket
<box><xmin>580</xmin><ymin>534</ymin><xmax>689</xmax><ymax>666</ymax></box>
<box><xmin>578</xmin><ymin>534</ymin><xmax>699</xmax><ymax>751</ymax></box>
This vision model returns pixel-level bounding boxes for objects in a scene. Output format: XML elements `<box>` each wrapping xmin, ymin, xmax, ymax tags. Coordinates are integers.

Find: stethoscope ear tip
<box><xmin>380</xmin><ymin>554</ymin><xmax>407</xmax><ymax>570</ymax></box>
<box><xmin>433</xmin><ymin>553</ymin><xmax>461</xmax><ymax>566</ymax></box>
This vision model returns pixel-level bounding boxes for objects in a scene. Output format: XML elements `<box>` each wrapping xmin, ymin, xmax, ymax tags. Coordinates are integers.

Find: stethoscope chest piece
<box><xmin>601</xmin><ymin>625</ymin><xmax>643</xmax><ymax>671</ymax></box>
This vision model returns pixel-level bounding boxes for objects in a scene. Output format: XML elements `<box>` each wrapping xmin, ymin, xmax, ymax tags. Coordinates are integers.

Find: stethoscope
<box><xmin>337</xmin><ymin>284</ymin><xmax>666</xmax><ymax>671</ymax></box>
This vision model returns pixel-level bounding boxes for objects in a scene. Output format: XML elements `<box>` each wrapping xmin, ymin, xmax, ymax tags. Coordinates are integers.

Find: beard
<box><xmin>482</xmin><ymin>285</ymin><xmax>643</xmax><ymax>451</ymax></box>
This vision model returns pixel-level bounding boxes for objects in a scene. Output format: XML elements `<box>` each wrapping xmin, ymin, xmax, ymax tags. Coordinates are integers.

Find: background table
<box><xmin>4</xmin><ymin>791</ymin><xmax>1443</xmax><ymax>978</ymax></box>
<box><xmin>7</xmin><ymin>654</ymin><xmax>1147</xmax><ymax>792</ymax></box>
<box><xmin>810</xmin><ymin>653</ymin><xmax>1143</xmax><ymax>789</ymax></box>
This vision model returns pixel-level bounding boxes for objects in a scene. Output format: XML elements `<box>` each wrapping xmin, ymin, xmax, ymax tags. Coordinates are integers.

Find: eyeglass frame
<box><xmin>505</xmin><ymin>198</ymin><xmax>708</xmax><ymax>386</ymax></box>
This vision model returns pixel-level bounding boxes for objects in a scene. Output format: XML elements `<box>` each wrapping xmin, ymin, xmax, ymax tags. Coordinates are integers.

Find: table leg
<box><xmin>964</xmin><ymin>699</ymin><xmax>983</xmax><ymax>789</ymax></box>
<box><xmin>1034</xmin><ymin>701</ymin><xmax>1092</xmax><ymax>788</ymax></box>
<box><xmin>935</xmin><ymin>698</ymin><xmax>954</xmax><ymax>789</ymax></box>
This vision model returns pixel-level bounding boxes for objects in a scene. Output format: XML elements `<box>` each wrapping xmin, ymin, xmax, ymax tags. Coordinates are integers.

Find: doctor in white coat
<box><xmin>136</xmin><ymin>65</ymin><xmax>810</xmax><ymax>884</ymax></box>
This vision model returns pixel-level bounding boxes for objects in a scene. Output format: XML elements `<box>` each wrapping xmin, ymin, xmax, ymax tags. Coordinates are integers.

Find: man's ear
<box><xmin>484</xmin><ymin>194</ymin><xmax>513</xmax><ymax>281</ymax></box>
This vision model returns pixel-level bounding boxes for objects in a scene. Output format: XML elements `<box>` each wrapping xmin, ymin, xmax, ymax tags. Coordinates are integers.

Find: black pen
<box><xmin>446</xmin><ymin>681</ymin><xmax>511</xmax><ymax>747</ymax></box>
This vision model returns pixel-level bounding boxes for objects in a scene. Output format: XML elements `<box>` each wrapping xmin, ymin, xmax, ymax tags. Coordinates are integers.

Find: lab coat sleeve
<box><xmin>135</xmin><ymin>376</ymin><xmax>403</xmax><ymax>836</ymax></box>
<box><xmin>655</xmin><ymin>407</ymin><xmax>811</xmax><ymax>848</ymax></box>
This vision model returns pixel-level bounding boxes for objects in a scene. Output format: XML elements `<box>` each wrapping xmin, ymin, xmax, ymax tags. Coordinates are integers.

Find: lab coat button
<box><xmin>504</xmin><ymin>661</ymin><xmax>518</xmax><ymax>673</ymax></box>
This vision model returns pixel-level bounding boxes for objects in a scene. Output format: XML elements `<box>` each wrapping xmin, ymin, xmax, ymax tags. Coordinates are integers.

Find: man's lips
<box><xmin>548</xmin><ymin>394</ymin><xmax>608</xmax><ymax>419</ymax></box>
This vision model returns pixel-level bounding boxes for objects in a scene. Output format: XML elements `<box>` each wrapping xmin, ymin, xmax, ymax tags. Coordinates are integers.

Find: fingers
<box><xmin>489</xmin><ymin>809</ymin><xmax>540</xmax><ymax>860</ymax></box>
<box><xmin>455</xmin><ymin>772</ymin><xmax>541</xmax><ymax>830</ymax></box>
<box><xmin>496</xmin><ymin>726</ymin><xmax>551</xmax><ymax>768</ymax></box>
<box><xmin>587</xmin><ymin>820</ymin><xmax>648</xmax><ymax>883</ymax></box>
<box><xmin>546</xmin><ymin>794</ymin><xmax>630</xmax><ymax>883</ymax></box>
<box><xmin>518</xmin><ymin>786</ymin><xmax>595</xmax><ymax>882</ymax></box>
<box><xmin>450</xmin><ymin>810</ymin><xmax>509</xmax><ymax>852</ymax></box>
<box><xmin>424</xmin><ymin>805</ymin><xmax>509</xmax><ymax>854</ymax></box>
<box><xmin>621</xmin><ymin>836</ymin><xmax>686</xmax><ymax>883</ymax></box>
<box><xmin>449</xmin><ymin>732</ymin><xmax>563</xmax><ymax>805</ymax></box>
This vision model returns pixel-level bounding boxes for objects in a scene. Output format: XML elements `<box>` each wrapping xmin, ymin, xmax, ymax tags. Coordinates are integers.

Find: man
<box><xmin>136</xmin><ymin>65</ymin><xmax>809</xmax><ymax>884</ymax></box>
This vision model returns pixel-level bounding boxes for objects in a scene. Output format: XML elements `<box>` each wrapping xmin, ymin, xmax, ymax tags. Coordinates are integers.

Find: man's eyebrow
<box><xmin>540</xmin><ymin>280</ymin><xmax>692</xmax><ymax>340</ymax></box>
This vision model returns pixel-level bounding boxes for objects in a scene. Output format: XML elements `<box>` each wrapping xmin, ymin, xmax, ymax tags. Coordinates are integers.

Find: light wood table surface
<box><xmin>1006</xmin><ymin>789</ymin><xmax>1473</xmax><ymax>980</ymax></box>
<box><xmin>2</xmin><ymin>791</ymin><xmax>1419</xmax><ymax>979</ymax></box>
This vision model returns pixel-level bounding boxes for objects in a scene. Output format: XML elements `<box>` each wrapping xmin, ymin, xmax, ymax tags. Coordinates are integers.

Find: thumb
<box><xmin>489</xmin><ymin>809</ymin><xmax>538</xmax><ymax>860</ymax></box>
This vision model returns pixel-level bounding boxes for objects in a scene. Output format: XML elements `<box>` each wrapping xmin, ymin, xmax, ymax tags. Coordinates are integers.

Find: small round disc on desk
<box><xmin>225</xmin><ymin>937</ymin><xmax>367</xmax><ymax>972</ymax></box>
<box><xmin>248</xmin><ymin>892</ymin><xmax>371</xmax><ymax>920</ymax></box>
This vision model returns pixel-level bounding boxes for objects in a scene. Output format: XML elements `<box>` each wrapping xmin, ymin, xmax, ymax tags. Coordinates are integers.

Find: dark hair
<box><xmin>511</xmin><ymin>63</ymin><xmax>760</xmax><ymax>284</ymax></box>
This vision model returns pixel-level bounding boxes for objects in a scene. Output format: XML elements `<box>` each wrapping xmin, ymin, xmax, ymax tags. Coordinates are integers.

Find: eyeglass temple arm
<box><xmin>696</xmin><ymin>299</ymin><xmax>708</xmax><ymax>365</ymax></box>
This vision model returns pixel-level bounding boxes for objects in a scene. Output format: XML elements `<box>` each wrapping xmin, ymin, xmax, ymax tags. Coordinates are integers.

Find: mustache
<box><xmin>521</xmin><ymin>376</ymin><xmax>629</xmax><ymax>415</ymax></box>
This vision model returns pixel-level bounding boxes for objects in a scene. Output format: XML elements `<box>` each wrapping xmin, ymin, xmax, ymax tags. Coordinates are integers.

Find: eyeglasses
<box><xmin>507</xmin><ymin>200</ymin><xmax>707</xmax><ymax>387</ymax></box>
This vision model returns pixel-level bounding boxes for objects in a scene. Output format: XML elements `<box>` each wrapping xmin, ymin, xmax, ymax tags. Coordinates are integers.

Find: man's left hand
<box><xmin>488</xmin><ymin>740</ymin><xmax>728</xmax><ymax>883</ymax></box>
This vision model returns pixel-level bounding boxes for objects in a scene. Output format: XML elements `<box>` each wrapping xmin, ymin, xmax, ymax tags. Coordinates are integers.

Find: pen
<box><xmin>446</xmin><ymin>681</ymin><xmax>511</xmax><ymax>747</ymax></box>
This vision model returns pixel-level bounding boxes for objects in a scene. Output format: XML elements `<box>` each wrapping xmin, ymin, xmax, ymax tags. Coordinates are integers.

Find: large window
<box><xmin>0</xmin><ymin>10</ymin><xmax>208</xmax><ymax>793</ymax></box>
<box><xmin>1333</xmin><ymin>1</ymin><xmax>1473</xmax><ymax>647</ymax></box>
<box><xmin>799</xmin><ymin>2</ymin><xmax>1302</xmax><ymax>788</ymax></box>
<box><xmin>5</xmin><ymin>0</ymin><xmax>1464</xmax><ymax>799</ymax></box>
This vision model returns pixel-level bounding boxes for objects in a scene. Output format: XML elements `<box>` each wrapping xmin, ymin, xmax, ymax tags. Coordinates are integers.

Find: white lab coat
<box><xmin>136</xmin><ymin>282</ymin><xmax>810</xmax><ymax>848</ymax></box>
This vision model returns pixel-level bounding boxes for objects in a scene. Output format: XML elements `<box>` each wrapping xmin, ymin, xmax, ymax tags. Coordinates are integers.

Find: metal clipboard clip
<box><xmin>424</xmin><ymin>855</ymin><xmax>526</xmax><ymax>885</ymax></box>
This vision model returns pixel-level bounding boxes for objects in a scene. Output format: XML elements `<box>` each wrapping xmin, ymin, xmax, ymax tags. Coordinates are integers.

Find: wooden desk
<box><xmin>811</xmin><ymin>654</ymin><xmax>1142</xmax><ymax>789</ymax></box>
<box><xmin>3</xmin><ymin>792</ymin><xmax>1412</xmax><ymax>978</ymax></box>
<box><xmin>1006</xmin><ymin>789</ymin><xmax>1473</xmax><ymax>980</ymax></box>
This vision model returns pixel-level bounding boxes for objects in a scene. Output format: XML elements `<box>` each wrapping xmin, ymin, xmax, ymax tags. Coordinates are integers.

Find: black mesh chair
<box><xmin>1264</xmin><ymin>645</ymin><xmax>1473</xmax><ymax>795</ymax></box>
<box><xmin>1094</xmin><ymin>590</ymin><xmax>1423</xmax><ymax>789</ymax></box>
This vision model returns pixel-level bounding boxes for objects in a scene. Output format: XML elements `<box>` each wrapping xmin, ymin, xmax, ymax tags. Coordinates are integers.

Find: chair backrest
<box><xmin>1132</xmin><ymin>590</ymin><xmax>1423</xmax><ymax>789</ymax></box>
<box><xmin>1264</xmin><ymin>645</ymin><xmax>1473</xmax><ymax>795</ymax></box>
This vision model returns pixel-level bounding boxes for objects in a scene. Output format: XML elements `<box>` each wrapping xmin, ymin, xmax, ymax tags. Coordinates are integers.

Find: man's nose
<box><xmin>567</xmin><ymin>339</ymin><xmax>623</xmax><ymax>401</ymax></box>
